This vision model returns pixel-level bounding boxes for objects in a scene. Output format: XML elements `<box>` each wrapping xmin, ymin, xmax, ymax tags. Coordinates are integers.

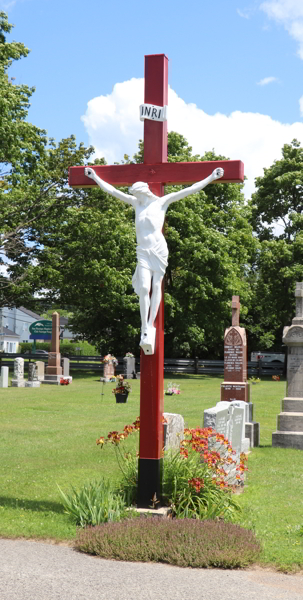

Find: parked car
<box><xmin>251</xmin><ymin>352</ymin><xmax>285</xmax><ymax>363</ymax></box>
<box><xmin>24</xmin><ymin>349</ymin><xmax>49</xmax><ymax>355</ymax></box>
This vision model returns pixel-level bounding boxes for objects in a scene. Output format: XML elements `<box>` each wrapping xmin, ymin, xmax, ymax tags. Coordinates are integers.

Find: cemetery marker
<box><xmin>69</xmin><ymin>54</ymin><xmax>244</xmax><ymax>507</ymax></box>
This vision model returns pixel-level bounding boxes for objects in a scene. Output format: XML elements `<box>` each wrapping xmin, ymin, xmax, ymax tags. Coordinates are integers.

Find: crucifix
<box><xmin>69</xmin><ymin>54</ymin><xmax>244</xmax><ymax>507</ymax></box>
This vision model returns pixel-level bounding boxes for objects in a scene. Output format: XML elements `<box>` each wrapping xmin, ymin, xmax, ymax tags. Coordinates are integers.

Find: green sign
<box><xmin>29</xmin><ymin>320</ymin><xmax>52</xmax><ymax>335</ymax></box>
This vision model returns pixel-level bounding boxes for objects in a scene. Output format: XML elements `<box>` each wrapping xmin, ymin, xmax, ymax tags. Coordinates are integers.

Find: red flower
<box><xmin>188</xmin><ymin>478</ymin><xmax>204</xmax><ymax>493</ymax></box>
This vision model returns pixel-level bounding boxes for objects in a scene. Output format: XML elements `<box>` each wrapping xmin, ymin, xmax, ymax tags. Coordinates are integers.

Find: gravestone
<box><xmin>35</xmin><ymin>361</ymin><xmax>45</xmax><ymax>381</ymax></box>
<box><xmin>42</xmin><ymin>312</ymin><xmax>63</xmax><ymax>385</ymax></box>
<box><xmin>229</xmin><ymin>401</ymin><xmax>250</xmax><ymax>454</ymax></box>
<box><xmin>221</xmin><ymin>296</ymin><xmax>250</xmax><ymax>403</ymax></box>
<box><xmin>163</xmin><ymin>413</ymin><xmax>184</xmax><ymax>451</ymax></box>
<box><xmin>123</xmin><ymin>356</ymin><xmax>136</xmax><ymax>379</ymax></box>
<box><xmin>25</xmin><ymin>362</ymin><xmax>41</xmax><ymax>388</ymax></box>
<box><xmin>204</xmin><ymin>403</ymin><xmax>246</xmax><ymax>486</ymax></box>
<box><xmin>11</xmin><ymin>357</ymin><xmax>25</xmax><ymax>387</ymax></box>
<box><xmin>61</xmin><ymin>357</ymin><xmax>72</xmax><ymax>380</ymax></box>
<box><xmin>0</xmin><ymin>366</ymin><xmax>9</xmax><ymax>388</ymax></box>
<box><xmin>103</xmin><ymin>357</ymin><xmax>116</xmax><ymax>382</ymax></box>
<box><xmin>204</xmin><ymin>404</ymin><xmax>230</xmax><ymax>438</ymax></box>
<box><xmin>273</xmin><ymin>282</ymin><xmax>303</xmax><ymax>449</ymax></box>
<box><xmin>245</xmin><ymin>421</ymin><xmax>260</xmax><ymax>448</ymax></box>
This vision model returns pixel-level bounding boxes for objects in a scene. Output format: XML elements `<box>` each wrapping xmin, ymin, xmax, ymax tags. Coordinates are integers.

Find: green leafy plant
<box><xmin>162</xmin><ymin>450</ymin><xmax>241</xmax><ymax>521</ymax></box>
<box><xmin>57</xmin><ymin>479</ymin><xmax>128</xmax><ymax>527</ymax></box>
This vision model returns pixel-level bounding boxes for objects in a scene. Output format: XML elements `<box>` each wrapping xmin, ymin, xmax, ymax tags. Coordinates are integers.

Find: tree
<box><xmin>251</xmin><ymin>139</ymin><xmax>303</xmax><ymax>241</ymax></box>
<box><xmin>0</xmin><ymin>13</ymin><xmax>94</xmax><ymax>306</ymax></box>
<box><xmin>245</xmin><ymin>139</ymin><xmax>303</xmax><ymax>351</ymax></box>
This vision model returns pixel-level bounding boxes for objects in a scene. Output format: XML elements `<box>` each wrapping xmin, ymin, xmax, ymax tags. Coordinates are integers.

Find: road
<box><xmin>0</xmin><ymin>538</ymin><xmax>303</xmax><ymax>600</ymax></box>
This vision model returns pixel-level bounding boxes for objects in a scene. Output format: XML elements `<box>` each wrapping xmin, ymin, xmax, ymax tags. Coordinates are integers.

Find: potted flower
<box><xmin>165</xmin><ymin>381</ymin><xmax>181</xmax><ymax>395</ymax></box>
<box><xmin>249</xmin><ymin>377</ymin><xmax>261</xmax><ymax>385</ymax></box>
<box><xmin>112</xmin><ymin>375</ymin><xmax>132</xmax><ymax>403</ymax></box>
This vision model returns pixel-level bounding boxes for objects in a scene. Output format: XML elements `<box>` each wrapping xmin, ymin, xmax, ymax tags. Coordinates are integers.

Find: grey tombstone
<box><xmin>61</xmin><ymin>357</ymin><xmax>70</xmax><ymax>377</ymax></box>
<box><xmin>203</xmin><ymin>405</ymin><xmax>230</xmax><ymax>438</ymax></box>
<box><xmin>228</xmin><ymin>405</ymin><xmax>244</xmax><ymax>458</ymax></box>
<box><xmin>25</xmin><ymin>362</ymin><xmax>41</xmax><ymax>388</ymax></box>
<box><xmin>229</xmin><ymin>401</ymin><xmax>250</xmax><ymax>453</ymax></box>
<box><xmin>204</xmin><ymin>403</ymin><xmax>242</xmax><ymax>487</ymax></box>
<box><xmin>273</xmin><ymin>282</ymin><xmax>303</xmax><ymax>449</ymax></box>
<box><xmin>35</xmin><ymin>361</ymin><xmax>45</xmax><ymax>382</ymax></box>
<box><xmin>163</xmin><ymin>413</ymin><xmax>184</xmax><ymax>451</ymax></box>
<box><xmin>11</xmin><ymin>357</ymin><xmax>25</xmax><ymax>387</ymax></box>
<box><xmin>245</xmin><ymin>421</ymin><xmax>260</xmax><ymax>448</ymax></box>
<box><xmin>0</xmin><ymin>366</ymin><xmax>9</xmax><ymax>388</ymax></box>
<box><xmin>123</xmin><ymin>356</ymin><xmax>136</xmax><ymax>379</ymax></box>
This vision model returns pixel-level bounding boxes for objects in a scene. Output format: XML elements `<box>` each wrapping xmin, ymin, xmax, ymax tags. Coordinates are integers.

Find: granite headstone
<box><xmin>273</xmin><ymin>282</ymin><xmax>303</xmax><ymax>449</ymax></box>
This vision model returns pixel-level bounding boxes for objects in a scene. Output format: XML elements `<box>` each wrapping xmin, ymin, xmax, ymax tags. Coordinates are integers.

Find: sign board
<box><xmin>139</xmin><ymin>103</ymin><xmax>167</xmax><ymax>122</ymax></box>
<box><xmin>29</xmin><ymin>320</ymin><xmax>52</xmax><ymax>340</ymax></box>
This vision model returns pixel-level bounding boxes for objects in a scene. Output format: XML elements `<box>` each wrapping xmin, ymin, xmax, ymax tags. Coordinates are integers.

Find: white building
<box><xmin>0</xmin><ymin>306</ymin><xmax>42</xmax><ymax>353</ymax></box>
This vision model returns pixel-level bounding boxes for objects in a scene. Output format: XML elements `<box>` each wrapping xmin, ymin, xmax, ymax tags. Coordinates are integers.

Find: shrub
<box><xmin>19</xmin><ymin>341</ymin><xmax>98</xmax><ymax>355</ymax></box>
<box><xmin>75</xmin><ymin>517</ymin><xmax>261</xmax><ymax>568</ymax></box>
<box><xmin>57</xmin><ymin>479</ymin><xmax>128</xmax><ymax>527</ymax></box>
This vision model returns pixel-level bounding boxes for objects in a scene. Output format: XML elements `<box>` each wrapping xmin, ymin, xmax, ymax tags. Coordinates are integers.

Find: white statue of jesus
<box><xmin>84</xmin><ymin>166</ymin><xmax>224</xmax><ymax>354</ymax></box>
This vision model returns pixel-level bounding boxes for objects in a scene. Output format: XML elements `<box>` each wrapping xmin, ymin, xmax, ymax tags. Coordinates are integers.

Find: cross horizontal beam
<box><xmin>69</xmin><ymin>160</ymin><xmax>244</xmax><ymax>188</ymax></box>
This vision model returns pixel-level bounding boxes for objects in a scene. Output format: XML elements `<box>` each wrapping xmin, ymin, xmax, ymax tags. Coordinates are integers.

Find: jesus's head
<box><xmin>129</xmin><ymin>182</ymin><xmax>154</xmax><ymax>199</ymax></box>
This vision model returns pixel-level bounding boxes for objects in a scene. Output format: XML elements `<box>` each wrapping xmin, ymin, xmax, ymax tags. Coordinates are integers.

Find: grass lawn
<box><xmin>0</xmin><ymin>372</ymin><xmax>302</xmax><ymax>571</ymax></box>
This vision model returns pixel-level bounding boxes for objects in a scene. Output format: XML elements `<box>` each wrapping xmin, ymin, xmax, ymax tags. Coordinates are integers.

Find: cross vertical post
<box><xmin>231</xmin><ymin>295</ymin><xmax>240</xmax><ymax>327</ymax></box>
<box><xmin>137</xmin><ymin>54</ymin><xmax>168</xmax><ymax>507</ymax></box>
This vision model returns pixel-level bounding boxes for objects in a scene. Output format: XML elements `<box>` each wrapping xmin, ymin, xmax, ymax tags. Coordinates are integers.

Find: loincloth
<box><xmin>132</xmin><ymin>239</ymin><xmax>168</xmax><ymax>296</ymax></box>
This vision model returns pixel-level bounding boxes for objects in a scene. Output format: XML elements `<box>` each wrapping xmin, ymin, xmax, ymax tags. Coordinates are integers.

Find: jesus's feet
<box><xmin>140</xmin><ymin>326</ymin><xmax>156</xmax><ymax>355</ymax></box>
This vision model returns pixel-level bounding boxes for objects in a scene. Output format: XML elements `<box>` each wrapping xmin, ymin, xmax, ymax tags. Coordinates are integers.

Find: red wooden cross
<box><xmin>69</xmin><ymin>54</ymin><xmax>244</xmax><ymax>507</ymax></box>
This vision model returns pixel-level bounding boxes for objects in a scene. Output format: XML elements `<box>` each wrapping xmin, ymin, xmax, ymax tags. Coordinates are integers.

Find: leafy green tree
<box><xmin>251</xmin><ymin>139</ymin><xmax>303</xmax><ymax>241</ymax></box>
<box><xmin>245</xmin><ymin>139</ymin><xmax>303</xmax><ymax>351</ymax></box>
<box><xmin>0</xmin><ymin>13</ymin><xmax>94</xmax><ymax>306</ymax></box>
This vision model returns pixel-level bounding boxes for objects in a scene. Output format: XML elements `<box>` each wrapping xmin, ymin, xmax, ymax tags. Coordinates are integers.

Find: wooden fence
<box><xmin>0</xmin><ymin>353</ymin><xmax>286</xmax><ymax>377</ymax></box>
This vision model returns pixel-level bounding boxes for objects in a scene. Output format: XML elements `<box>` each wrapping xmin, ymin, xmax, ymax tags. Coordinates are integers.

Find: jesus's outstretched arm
<box><xmin>161</xmin><ymin>167</ymin><xmax>224</xmax><ymax>210</ymax></box>
<box><xmin>84</xmin><ymin>167</ymin><xmax>136</xmax><ymax>205</ymax></box>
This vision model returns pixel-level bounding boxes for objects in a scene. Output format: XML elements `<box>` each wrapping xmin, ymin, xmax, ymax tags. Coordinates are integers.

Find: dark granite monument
<box><xmin>221</xmin><ymin>295</ymin><xmax>250</xmax><ymax>403</ymax></box>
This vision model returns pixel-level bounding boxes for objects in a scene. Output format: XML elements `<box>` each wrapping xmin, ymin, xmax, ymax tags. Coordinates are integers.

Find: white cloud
<box><xmin>0</xmin><ymin>0</ymin><xmax>17</xmax><ymax>9</ymax></box>
<box><xmin>300</xmin><ymin>95</ymin><xmax>303</xmax><ymax>116</ymax></box>
<box><xmin>260</xmin><ymin>0</ymin><xmax>303</xmax><ymax>58</ymax></box>
<box><xmin>81</xmin><ymin>78</ymin><xmax>303</xmax><ymax>199</ymax></box>
<box><xmin>257</xmin><ymin>76</ymin><xmax>279</xmax><ymax>85</ymax></box>
<box><xmin>237</xmin><ymin>8</ymin><xmax>251</xmax><ymax>19</ymax></box>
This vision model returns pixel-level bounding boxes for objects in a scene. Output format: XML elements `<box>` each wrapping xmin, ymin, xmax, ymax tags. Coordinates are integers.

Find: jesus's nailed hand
<box><xmin>212</xmin><ymin>167</ymin><xmax>224</xmax><ymax>180</ymax></box>
<box><xmin>84</xmin><ymin>167</ymin><xmax>95</xmax><ymax>179</ymax></box>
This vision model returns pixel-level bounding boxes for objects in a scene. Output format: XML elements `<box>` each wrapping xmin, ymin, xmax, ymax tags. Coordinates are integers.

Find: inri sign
<box><xmin>139</xmin><ymin>103</ymin><xmax>168</xmax><ymax>122</ymax></box>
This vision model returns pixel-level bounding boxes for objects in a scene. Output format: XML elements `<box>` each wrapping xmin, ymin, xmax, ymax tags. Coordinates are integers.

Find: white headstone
<box><xmin>35</xmin><ymin>361</ymin><xmax>45</xmax><ymax>381</ymax></box>
<box><xmin>0</xmin><ymin>366</ymin><xmax>9</xmax><ymax>388</ymax></box>
<box><xmin>11</xmin><ymin>357</ymin><xmax>25</xmax><ymax>387</ymax></box>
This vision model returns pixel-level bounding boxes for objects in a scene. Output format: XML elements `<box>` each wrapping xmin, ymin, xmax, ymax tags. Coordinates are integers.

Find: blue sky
<box><xmin>2</xmin><ymin>0</ymin><xmax>303</xmax><ymax>198</ymax></box>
